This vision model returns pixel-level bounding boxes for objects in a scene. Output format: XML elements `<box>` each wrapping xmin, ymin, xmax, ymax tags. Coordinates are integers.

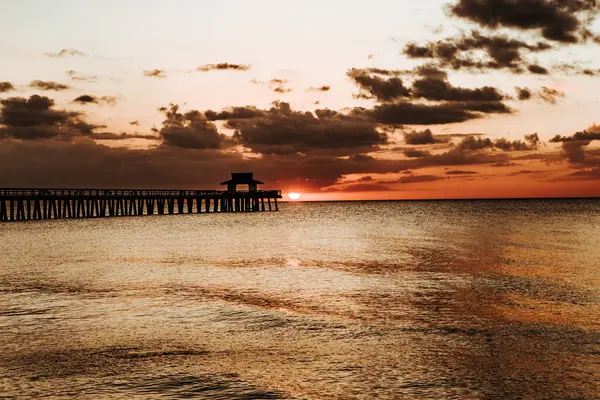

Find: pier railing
<box><xmin>0</xmin><ymin>188</ymin><xmax>282</xmax><ymax>222</ymax></box>
<box><xmin>0</xmin><ymin>188</ymin><xmax>282</xmax><ymax>198</ymax></box>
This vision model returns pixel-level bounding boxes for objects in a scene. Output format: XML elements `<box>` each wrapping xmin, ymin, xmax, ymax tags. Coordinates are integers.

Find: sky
<box><xmin>1</xmin><ymin>0</ymin><xmax>600</xmax><ymax>200</ymax></box>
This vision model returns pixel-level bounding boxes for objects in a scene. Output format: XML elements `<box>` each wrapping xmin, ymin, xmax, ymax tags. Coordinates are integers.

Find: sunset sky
<box><xmin>1</xmin><ymin>0</ymin><xmax>600</xmax><ymax>200</ymax></box>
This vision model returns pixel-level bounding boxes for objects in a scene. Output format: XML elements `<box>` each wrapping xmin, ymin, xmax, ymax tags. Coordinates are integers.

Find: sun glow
<box><xmin>288</xmin><ymin>192</ymin><xmax>301</xmax><ymax>200</ymax></box>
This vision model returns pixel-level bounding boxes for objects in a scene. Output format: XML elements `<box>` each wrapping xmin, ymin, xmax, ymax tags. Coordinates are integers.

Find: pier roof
<box><xmin>220</xmin><ymin>172</ymin><xmax>264</xmax><ymax>186</ymax></box>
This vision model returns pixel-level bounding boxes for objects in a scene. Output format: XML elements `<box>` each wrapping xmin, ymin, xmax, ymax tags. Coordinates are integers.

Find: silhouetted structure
<box><xmin>0</xmin><ymin>173</ymin><xmax>281</xmax><ymax>222</ymax></box>
<box><xmin>221</xmin><ymin>172</ymin><xmax>264</xmax><ymax>192</ymax></box>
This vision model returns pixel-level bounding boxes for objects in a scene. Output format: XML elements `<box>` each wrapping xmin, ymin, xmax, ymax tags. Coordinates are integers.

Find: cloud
<box><xmin>528</xmin><ymin>64</ymin><xmax>549</xmax><ymax>74</ymax></box>
<box><xmin>515</xmin><ymin>87</ymin><xmax>532</xmax><ymax>100</ymax></box>
<box><xmin>347</xmin><ymin>68</ymin><xmax>410</xmax><ymax>101</ymax></box>
<box><xmin>411</xmin><ymin>76</ymin><xmax>505</xmax><ymax>101</ymax></box>
<box><xmin>550</xmin><ymin>127</ymin><xmax>600</xmax><ymax>142</ymax></box>
<box><xmin>29</xmin><ymin>80</ymin><xmax>71</xmax><ymax>91</ymax></box>
<box><xmin>0</xmin><ymin>95</ymin><xmax>152</xmax><ymax>142</ymax></box>
<box><xmin>73</xmin><ymin>95</ymin><xmax>118</xmax><ymax>106</ymax></box>
<box><xmin>403</xmin><ymin>149</ymin><xmax>432</xmax><ymax>158</ymax></box>
<box><xmin>403</xmin><ymin>30</ymin><xmax>552</xmax><ymax>73</ymax></box>
<box><xmin>269</xmin><ymin>79</ymin><xmax>292</xmax><ymax>93</ymax></box>
<box><xmin>360</xmin><ymin>100</ymin><xmax>512</xmax><ymax>125</ymax></box>
<box><xmin>458</xmin><ymin>133</ymin><xmax>540</xmax><ymax>151</ymax></box>
<box><xmin>197</xmin><ymin>63</ymin><xmax>251</xmax><ymax>72</ymax></box>
<box><xmin>306</xmin><ymin>85</ymin><xmax>331</xmax><ymax>92</ymax></box>
<box><xmin>323</xmin><ymin>183</ymin><xmax>393</xmax><ymax>192</ymax></box>
<box><xmin>45</xmin><ymin>48</ymin><xmax>86</xmax><ymax>57</ymax></box>
<box><xmin>446</xmin><ymin>170</ymin><xmax>478</xmax><ymax>175</ymax></box>
<box><xmin>394</xmin><ymin>174</ymin><xmax>445</xmax><ymax>184</ymax></box>
<box><xmin>223</xmin><ymin>101</ymin><xmax>387</xmax><ymax>155</ymax></box>
<box><xmin>0</xmin><ymin>95</ymin><xmax>102</xmax><ymax>140</ymax></box>
<box><xmin>549</xmin><ymin>126</ymin><xmax>600</xmax><ymax>164</ymax></box>
<box><xmin>156</xmin><ymin>104</ymin><xmax>233</xmax><ymax>150</ymax></box>
<box><xmin>404</xmin><ymin>129</ymin><xmax>448</xmax><ymax>145</ymax></box>
<box><xmin>564</xmin><ymin>167</ymin><xmax>600</xmax><ymax>180</ymax></box>
<box><xmin>0</xmin><ymin>82</ymin><xmax>14</xmax><ymax>93</ymax></box>
<box><xmin>449</xmin><ymin>0</ymin><xmax>600</xmax><ymax>43</ymax></box>
<box><xmin>537</xmin><ymin>87</ymin><xmax>566</xmax><ymax>104</ymax></box>
<box><xmin>66</xmin><ymin>70</ymin><xmax>98</xmax><ymax>82</ymax></box>
<box><xmin>204</xmin><ymin>106</ymin><xmax>265</xmax><ymax>121</ymax></box>
<box><xmin>143</xmin><ymin>69</ymin><xmax>167</xmax><ymax>78</ymax></box>
<box><xmin>515</xmin><ymin>86</ymin><xmax>566</xmax><ymax>104</ymax></box>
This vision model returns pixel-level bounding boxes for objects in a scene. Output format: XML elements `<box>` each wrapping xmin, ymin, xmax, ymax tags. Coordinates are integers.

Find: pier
<box><xmin>0</xmin><ymin>173</ymin><xmax>282</xmax><ymax>222</ymax></box>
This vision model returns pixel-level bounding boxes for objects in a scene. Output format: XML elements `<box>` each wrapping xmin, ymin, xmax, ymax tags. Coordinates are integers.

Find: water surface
<box><xmin>1</xmin><ymin>200</ymin><xmax>599</xmax><ymax>399</ymax></box>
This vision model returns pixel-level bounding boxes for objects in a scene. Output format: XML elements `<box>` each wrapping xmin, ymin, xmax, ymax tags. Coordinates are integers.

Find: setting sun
<box><xmin>288</xmin><ymin>192</ymin><xmax>301</xmax><ymax>200</ymax></box>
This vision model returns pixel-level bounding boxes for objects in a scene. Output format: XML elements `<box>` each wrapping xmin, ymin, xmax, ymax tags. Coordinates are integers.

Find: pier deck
<box><xmin>0</xmin><ymin>188</ymin><xmax>282</xmax><ymax>222</ymax></box>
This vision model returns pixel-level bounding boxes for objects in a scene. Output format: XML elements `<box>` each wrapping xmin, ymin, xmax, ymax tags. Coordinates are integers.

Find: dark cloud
<box><xmin>73</xmin><ymin>95</ymin><xmax>118</xmax><ymax>106</ymax></box>
<box><xmin>204</xmin><ymin>106</ymin><xmax>265</xmax><ymax>121</ymax></box>
<box><xmin>564</xmin><ymin>167</ymin><xmax>600</xmax><ymax>180</ymax></box>
<box><xmin>361</xmin><ymin>100</ymin><xmax>512</xmax><ymax>125</ymax></box>
<box><xmin>516</xmin><ymin>87</ymin><xmax>532</xmax><ymax>100</ymax></box>
<box><xmin>550</xmin><ymin>129</ymin><xmax>600</xmax><ymax>142</ymax></box>
<box><xmin>538</xmin><ymin>87</ymin><xmax>566</xmax><ymax>104</ymax></box>
<box><xmin>45</xmin><ymin>48</ymin><xmax>86</xmax><ymax>57</ymax></box>
<box><xmin>515</xmin><ymin>86</ymin><xmax>566</xmax><ymax>104</ymax></box>
<box><xmin>0</xmin><ymin>95</ymin><xmax>156</xmax><ymax>143</ymax></box>
<box><xmin>66</xmin><ymin>70</ymin><xmax>98</xmax><ymax>82</ymax></box>
<box><xmin>0</xmin><ymin>95</ymin><xmax>102</xmax><ymax>140</ymax></box>
<box><xmin>197</xmin><ymin>63</ymin><xmax>251</xmax><ymax>72</ymax></box>
<box><xmin>403</xmin><ymin>31</ymin><xmax>552</xmax><ymax>73</ymax></box>
<box><xmin>269</xmin><ymin>79</ymin><xmax>292</xmax><ymax>93</ymax></box>
<box><xmin>394</xmin><ymin>174</ymin><xmax>445</xmax><ymax>184</ymax></box>
<box><xmin>157</xmin><ymin>104</ymin><xmax>227</xmax><ymax>150</ymax></box>
<box><xmin>549</xmin><ymin>127</ymin><xmax>600</xmax><ymax>164</ymax></box>
<box><xmin>495</xmin><ymin>133</ymin><xmax>541</xmax><ymax>151</ymax></box>
<box><xmin>404</xmin><ymin>129</ymin><xmax>448</xmax><ymax>145</ymax></box>
<box><xmin>458</xmin><ymin>133</ymin><xmax>541</xmax><ymax>151</ymax></box>
<box><xmin>411</xmin><ymin>76</ymin><xmax>505</xmax><ymax>101</ymax></box>
<box><xmin>143</xmin><ymin>69</ymin><xmax>167</xmax><ymax>78</ymax></box>
<box><xmin>224</xmin><ymin>102</ymin><xmax>386</xmax><ymax>155</ymax></box>
<box><xmin>446</xmin><ymin>170</ymin><xmax>478</xmax><ymax>175</ymax></box>
<box><xmin>0</xmin><ymin>82</ymin><xmax>14</xmax><ymax>93</ymax></box>
<box><xmin>347</xmin><ymin>68</ymin><xmax>410</xmax><ymax>101</ymax></box>
<box><xmin>29</xmin><ymin>80</ymin><xmax>71</xmax><ymax>91</ymax></box>
<box><xmin>324</xmin><ymin>183</ymin><xmax>392</xmax><ymax>192</ymax></box>
<box><xmin>528</xmin><ymin>64</ymin><xmax>549</xmax><ymax>74</ymax></box>
<box><xmin>307</xmin><ymin>86</ymin><xmax>331</xmax><ymax>92</ymax></box>
<box><xmin>553</xmin><ymin>64</ymin><xmax>600</xmax><ymax>76</ymax></box>
<box><xmin>449</xmin><ymin>0</ymin><xmax>600</xmax><ymax>43</ymax></box>
<box><xmin>403</xmin><ymin>149</ymin><xmax>432</xmax><ymax>158</ymax></box>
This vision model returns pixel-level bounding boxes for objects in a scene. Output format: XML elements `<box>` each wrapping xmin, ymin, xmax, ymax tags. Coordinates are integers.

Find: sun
<box><xmin>288</xmin><ymin>192</ymin><xmax>301</xmax><ymax>200</ymax></box>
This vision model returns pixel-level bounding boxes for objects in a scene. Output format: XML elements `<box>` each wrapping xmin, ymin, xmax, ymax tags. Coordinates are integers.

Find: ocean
<box><xmin>1</xmin><ymin>199</ymin><xmax>599</xmax><ymax>399</ymax></box>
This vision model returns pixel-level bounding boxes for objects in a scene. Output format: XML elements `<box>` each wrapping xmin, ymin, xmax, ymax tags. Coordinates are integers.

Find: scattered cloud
<box><xmin>269</xmin><ymin>79</ymin><xmax>292</xmax><ymax>93</ymax></box>
<box><xmin>306</xmin><ymin>85</ymin><xmax>331</xmax><ymax>92</ymax></box>
<box><xmin>347</xmin><ymin>68</ymin><xmax>410</xmax><ymax>101</ymax></box>
<box><xmin>404</xmin><ymin>129</ymin><xmax>448</xmax><ymax>145</ymax></box>
<box><xmin>143</xmin><ymin>69</ymin><xmax>167</xmax><ymax>78</ymax></box>
<box><xmin>73</xmin><ymin>95</ymin><xmax>118</xmax><ymax>106</ymax></box>
<box><xmin>197</xmin><ymin>63</ymin><xmax>251</xmax><ymax>72</ymax></box>
<box><xmin>446</xmin><ymin>169</ymin><xmax>478</xmax><ymax>175</ymax></box>
<box><xmin>0</xmin><ymin>82</ymin><xmax>14</xmax><ymax>93</ymax></box>
<box><xmin>66</xmin><ymin>70</ymin><xmax>98</xmax><ymax>82</ymax></box>
<box><xmin>45</xmin><ymin>48</ymin><xmax>86</xmax><ymax>57</ymax></box>
<box><xmin>538</xmin><ymin>87</ymin><xmax>566</xmax><ymax>104</ymax></box>
<box><xmin>29</xmin><ymin>80</ymin><xmax>71</xmax><ymax>91</ymax></box>
<box><xmin>403</xmin><ymin>31</ymin><xmax>553</xmax><ymax>73</ymax></box>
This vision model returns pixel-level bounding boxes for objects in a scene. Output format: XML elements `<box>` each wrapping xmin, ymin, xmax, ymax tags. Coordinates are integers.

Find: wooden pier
<box><xmin>0</xmin><ymin>173</ymin><xmax>282</xmax><ymax>222</ymax></box>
